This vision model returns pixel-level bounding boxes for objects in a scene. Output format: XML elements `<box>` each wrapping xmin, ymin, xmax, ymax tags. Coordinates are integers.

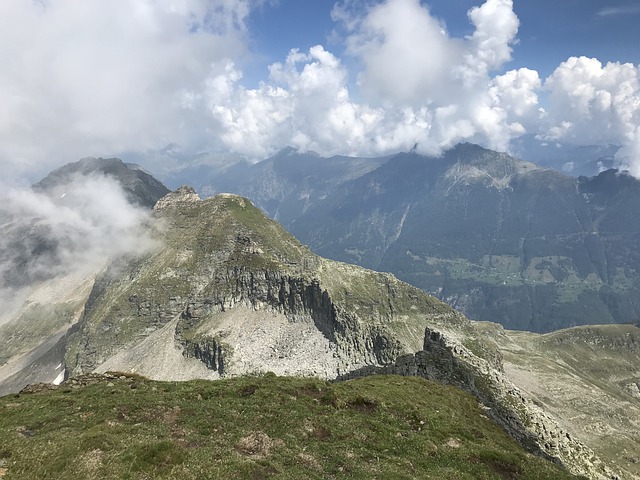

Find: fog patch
<box><xmin>0</xmin><ymin>174</ymin><xmax>157</xmax><ymax>325</ymax></box>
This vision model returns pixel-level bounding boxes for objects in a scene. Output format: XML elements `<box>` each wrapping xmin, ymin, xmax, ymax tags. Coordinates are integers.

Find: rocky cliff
<box><xmin>64</xmin><ymin>187</ymin><xmax>456</xmax><ymax>382</ymax></box>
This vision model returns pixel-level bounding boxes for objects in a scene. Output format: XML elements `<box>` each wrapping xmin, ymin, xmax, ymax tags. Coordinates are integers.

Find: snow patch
<box><xmin>53</xmin><ymin>368</ymin><xmax>65</xmax><ymax>385</ymax></box>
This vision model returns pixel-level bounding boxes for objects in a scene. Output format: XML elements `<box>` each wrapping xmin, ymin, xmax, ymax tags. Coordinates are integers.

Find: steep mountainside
<box><xmin>207</xmin><ymin>144</ymin><xmax>640</xmax><ymax>332</ymax></box>
<box><xmin>479</xmin><ymin>322</ymin><xmax>640</xmax><ymax>478</ymax></box>
<box><xmin>63</xmin><ymin>186</ymin><xmax>458</xmax><ymax>380</ymax></box>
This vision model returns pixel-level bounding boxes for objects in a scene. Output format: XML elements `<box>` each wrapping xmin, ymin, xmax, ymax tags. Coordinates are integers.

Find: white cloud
<box><xmin>342</xmin><ymin>0</ymin><xmax>460</xmax><ymax>105</ymax></box>
<box><xmin>465</xmin><ymin>0</ymin><xmax>519</xmax><ymax>77</ymax></box>
<box><xmin>0</xmin><ymin>174</ymin><xmax>155</xmax><ymax>315</ymax></box>
<box><xmin>615</xmin><ymin>126</ymin><xmax>640</xmax><ymax>176</ymax></box>
<box><xmin>542</xmin><ymin>57</ymin><xmax>640</xmax><ymax>147</ymax></box>
<box><xmin>335</xmin><ymin>0</ymin><xmax>521</xmax><ymax>152</ymax></box>
<box><xmin>489</xmin><ymin>68</ymin><xmax>542</xmax><ymax>128</ymax></box>
<box><xmin>597</xmin><ymin>5</ymin><xmax>640</xmax><ymax>17</ymax></box>
<box><xmin>202</xmin><ymin>0</ymin><xmax>525</xmax><ymax>157</ymax></box>
<box><xmin>0</xmin><ymin>0</ymin><xmax>254</xmax><ymax>179</ymax></box>
<box><xmin>3</xmin><ymin>0</ymin><xmax>640</xmax><ymax>180</ymax></box>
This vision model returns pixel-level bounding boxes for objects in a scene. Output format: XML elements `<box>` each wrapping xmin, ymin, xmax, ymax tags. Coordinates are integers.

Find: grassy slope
<box><xmin>0</xmin><ymin>375</ymin><xmax>582</xmax><ymax>480</ymax></box>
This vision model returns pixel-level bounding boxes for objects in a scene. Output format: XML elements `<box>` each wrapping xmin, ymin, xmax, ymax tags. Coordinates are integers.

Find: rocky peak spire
<box><xmin>153</xmin><ymin>185</ymin><xmax>201</xmax><ymax>211</ymax></box>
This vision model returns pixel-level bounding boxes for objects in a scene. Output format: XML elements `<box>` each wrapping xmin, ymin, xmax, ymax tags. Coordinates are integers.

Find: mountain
<box><xmin>0</xmin><ymin>183</ymin><xmax>633</xmax><ymax>478</ymax></box>
<box><xmin>63</xmin><ymin>186</ymin><xmax>457</xmax><ymax>380</ymax></box>
<box><xmin>32</xmin><ymin>156</ymin><xmax>170</xmax><ymax>208</ymax></box>
<box><xmin>0</xmin><ymin>157</ymin><xmax>170</xmax><ymax>379</ymax></box>
<box><xmin>509</xmin><ymin>134</ymin><xmax>620</xmax><ymax>177</ymax></box>
<box><xmin>1</xmin><ymin>156</ymin><xmax>169</xmax><ymax>292</ymax></box>
<box><xmin>203</xmin><ymin>144</ymin><xmax>640</xmax><ymax>333</ymax></box>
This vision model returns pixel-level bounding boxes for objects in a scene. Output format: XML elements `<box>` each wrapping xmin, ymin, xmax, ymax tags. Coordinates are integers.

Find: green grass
<box><xmin>0</xmin><ymin>374</ymin><xmax>582</xmax><ymax>479</ymax></box>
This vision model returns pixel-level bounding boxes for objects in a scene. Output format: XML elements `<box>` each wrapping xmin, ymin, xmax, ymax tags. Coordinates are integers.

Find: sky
<box><xmin>2</xmin><ymin>0</ymin><xmax>640</xmax><ymax>181</ymax></box>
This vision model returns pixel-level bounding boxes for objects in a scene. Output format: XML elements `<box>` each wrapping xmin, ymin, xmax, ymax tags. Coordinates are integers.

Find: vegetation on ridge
<box><xmin>0</xmin><ymin>374</ymin><xmax>582</xmax><ymax>480</ymax></box>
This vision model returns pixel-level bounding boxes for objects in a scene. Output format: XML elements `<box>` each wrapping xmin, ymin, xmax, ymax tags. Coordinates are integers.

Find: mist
<box><xmin>0</xmin><ymin>174</ymin><xmax>157</xmax><ymax>325</ymax></box>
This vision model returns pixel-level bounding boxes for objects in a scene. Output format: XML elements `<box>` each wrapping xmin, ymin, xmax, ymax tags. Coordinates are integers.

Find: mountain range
<box><xmin>183</xmin><ymin>143</ymin><xmax>640</xmax><ymax>333</ymax></box>
<box><xmin>0</xmin><ymin>153</ymin><xmax>639</xmax><ymax>478</ymax></box>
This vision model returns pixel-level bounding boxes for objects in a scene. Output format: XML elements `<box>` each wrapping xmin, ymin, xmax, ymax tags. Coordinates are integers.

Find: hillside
<box><xmin>480</xmin><ymin>322</ymin><xmax>640</xmax><ymax>477</ymax></box>
<box><xmin>0</xmin><ymin>374</ymin><xmax>582</xmax><ymax>480</ymax></box>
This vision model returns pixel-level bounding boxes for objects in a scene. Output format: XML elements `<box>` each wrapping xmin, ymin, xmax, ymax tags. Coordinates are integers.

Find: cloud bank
<box><xmin>1</xmin><ymin>0</ymin><xmax>640</xmax><ymax>176</ymax></box>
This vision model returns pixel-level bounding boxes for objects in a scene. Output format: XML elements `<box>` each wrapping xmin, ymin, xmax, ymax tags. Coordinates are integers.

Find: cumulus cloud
<box><xmin>615</xmin><ymin>126</ymin><xmax>640</xmax><ymax>176</ymax></box>
<box><xmin>0</xmin><ymin>0</ymin><xmax>530</xmax><ymax>172</ymax></box>
<box><xmin>203</xmin><ymin>0</ymin><xmax>525</xmax><ymax>156</ymax></box>
<box><xmin>2</xmin><ymin>0</ymin><xmax>640</xmax><ymax>178</ymax></box>
<box><xmin>542</xmin><ymin>57</ymin><xmax>640</xmax><ymax>144</ymax></box>
<box><xmin>341</xmin><ymin>0</ymin><xmax>461</xmax><ymax>104</ymax></box>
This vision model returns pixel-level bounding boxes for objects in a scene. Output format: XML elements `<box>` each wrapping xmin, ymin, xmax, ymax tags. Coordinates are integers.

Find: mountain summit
<box><xmin>33</xmin><ymin>156</ymin><xmax>170</xmax><ymax>208</ymax></box>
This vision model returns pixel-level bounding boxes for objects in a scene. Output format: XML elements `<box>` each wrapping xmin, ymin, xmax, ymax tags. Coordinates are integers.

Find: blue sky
<box><xmin>1</xmin><ymin>0</ymin><xmax>640</xmax><ymax>179</ymax></box>
<box><xmin>247</xmin><ymin>0</ymin><xmax>640</xmax><ymax>80</ymax></box>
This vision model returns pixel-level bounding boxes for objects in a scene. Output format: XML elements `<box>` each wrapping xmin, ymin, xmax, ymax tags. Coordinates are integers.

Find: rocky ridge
<box><xmin>64</xmin><ymin>188</ymin><xmax>453</xmax><ymax>381</ymax></box>
<box><xmin>33</xmin><ymin>156</ymin><xmax>170</xmax><ymax>208</ymax></box>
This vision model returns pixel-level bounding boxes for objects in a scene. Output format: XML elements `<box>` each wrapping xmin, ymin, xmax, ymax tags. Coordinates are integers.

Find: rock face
<box><xmin>64</xmin><ymin>190</ymin><xmax>456</xmax><ymax>381</ymax></box>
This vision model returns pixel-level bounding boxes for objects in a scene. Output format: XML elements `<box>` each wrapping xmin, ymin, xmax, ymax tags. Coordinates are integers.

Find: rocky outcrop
<box><xmin>167</xmin><ymin>267</ymin><xmax>406</xmax><ymax>375</ymax></box>
<box><xmin>338</xmin><ymin>326</ymin><xmax>622</xmax><ymax>480</ymax></box>
<box><xmin>153</xmin><ymin>185</ymin><xmax>201</xmax><ymax>211</ymax></box>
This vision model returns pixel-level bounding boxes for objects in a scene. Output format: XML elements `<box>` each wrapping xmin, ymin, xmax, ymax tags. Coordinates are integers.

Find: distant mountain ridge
<box><xmin>0</xmin><ymin>157</ymin><xmax>170</xmax><ymax>292</ymax></box>
<box><xmin>193</xmin><ymin>143</ymin><xmax>640</xmax><ymax>333</ymax></box>
<box><xmin>33</xmin><ymin>156</ymin><xmax>170</xmax><ymax>208</ymax></box>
